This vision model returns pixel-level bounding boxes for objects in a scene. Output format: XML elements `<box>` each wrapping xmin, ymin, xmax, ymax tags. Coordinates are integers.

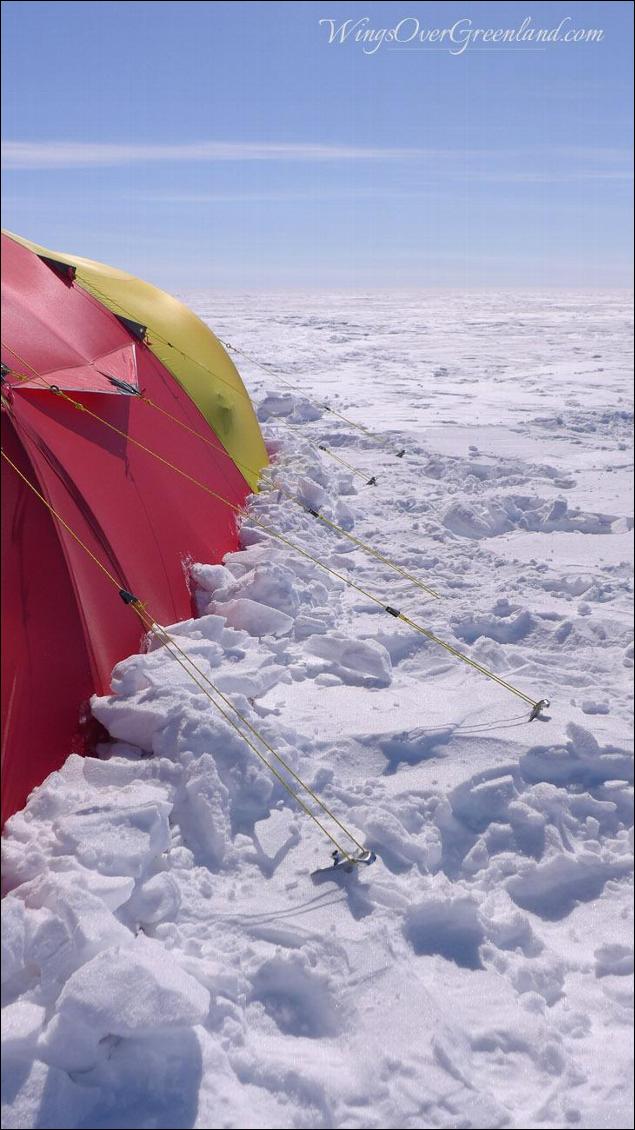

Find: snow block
<box><xmin>39</xmin><ymin>935</ymin><xmax>210</xmax><ymax>1071</ymax></box>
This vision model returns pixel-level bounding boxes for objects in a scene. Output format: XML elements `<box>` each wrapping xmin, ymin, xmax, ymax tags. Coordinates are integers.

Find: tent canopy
<box><xmin>1</xmin><ymin>231</ymin><xmax>268</xmax><ymax>823</ymax></box>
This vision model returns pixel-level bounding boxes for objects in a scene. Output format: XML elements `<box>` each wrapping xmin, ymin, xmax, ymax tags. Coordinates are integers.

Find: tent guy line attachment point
<box><xmin>529</xmin><ymin>698</ymin><xmax>551</xmax><ymax>721</ymax></box>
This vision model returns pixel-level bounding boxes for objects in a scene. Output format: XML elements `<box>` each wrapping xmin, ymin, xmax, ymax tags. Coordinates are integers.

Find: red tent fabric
<box><xmin>1</xmin><ymin>234</ymin><xmax>254</xmax><ymax>824</ymax></box>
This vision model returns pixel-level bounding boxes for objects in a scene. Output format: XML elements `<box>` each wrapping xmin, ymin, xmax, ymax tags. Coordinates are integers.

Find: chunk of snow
<box><xmin>211</xmin><ymin>596</ymin><xmax>294</xmax><ymax>637</ymax></box>
<box><xmin>1</xmin><ymin>898</ymin><xmax>27</xmax><ymax>986</ymax></box>
<box><xmin>304</xmin><ymin>634</ymin><xmax>392</xmax><ymax>684</ymax></box>
<box><xmin>52</xmin><ymin>802</ymin><xmax>172</xmax><ymax>877</ymax></box>
<box><xmin>2</xmin><ymin>1001</ymin><xmax>46</xmax><ymax>1052</ymax></box>
<box><xmin>39</xmin><ymin>936</ymin><xmax>210</xmax><ymax>1071</ymax></box>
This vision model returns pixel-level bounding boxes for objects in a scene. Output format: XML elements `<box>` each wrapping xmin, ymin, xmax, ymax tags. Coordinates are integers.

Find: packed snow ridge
<box><xmin>2</xmin><ymin>291</ymin><xmax>633</xmax><ymax>1130</ymax></box>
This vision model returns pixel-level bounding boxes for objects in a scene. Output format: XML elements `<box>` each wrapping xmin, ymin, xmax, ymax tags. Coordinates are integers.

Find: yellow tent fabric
<box><xmin>4</xmin><ymin>231</ymin><xmax>268</xmax><ymax>490</ymax></box>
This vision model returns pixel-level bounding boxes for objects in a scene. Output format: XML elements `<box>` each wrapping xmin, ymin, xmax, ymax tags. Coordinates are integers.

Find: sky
<box><xmin>1</xmin><ymin>1</ymin><xmax>633</xmax><ymax>288</ymax></box>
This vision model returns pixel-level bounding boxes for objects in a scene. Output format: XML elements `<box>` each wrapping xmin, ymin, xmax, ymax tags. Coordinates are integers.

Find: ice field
<box><xmin>2</xmin><ymin>290</ymin><xmax>633</xmax><ymax>1130</ymax></box>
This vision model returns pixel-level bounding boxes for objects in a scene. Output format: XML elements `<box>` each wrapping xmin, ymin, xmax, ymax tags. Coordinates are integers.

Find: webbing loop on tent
<box><xmin>119</xmin><ymin>588</ymin><xmax>141</xmax><ymax>605</ymax></box>
<box><xmin>3</xmin><ymin>343</ymin><xmax>546</xmax><ymax>713</ymax></box>
<box><xmin>1</xmin><ymin>446</ymin><xmax>369</xmax><ymax>862</ymax></box>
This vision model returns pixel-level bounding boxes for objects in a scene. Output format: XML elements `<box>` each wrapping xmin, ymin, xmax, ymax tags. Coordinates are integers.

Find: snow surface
<box><xmin>2</xmin><ymin>290</ymin><xmax>633</xmax><ymax>1130</ymax></box>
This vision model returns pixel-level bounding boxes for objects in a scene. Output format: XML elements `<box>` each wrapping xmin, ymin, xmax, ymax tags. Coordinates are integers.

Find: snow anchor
<box><xmin>330</xmin><ymin>847</ymin><xmax>377</xmax><ymax>872</ymax></box>
<box><xmin>529</xmin><ymin>698</ymin><xmax>551</xmax><ymax>721</ymax></box>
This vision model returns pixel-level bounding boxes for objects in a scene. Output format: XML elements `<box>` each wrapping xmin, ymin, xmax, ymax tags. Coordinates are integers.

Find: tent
<box><xmin>1</xmin><ymin>231</ymin><xmax>268</xmax><ymax>824</ymax></box>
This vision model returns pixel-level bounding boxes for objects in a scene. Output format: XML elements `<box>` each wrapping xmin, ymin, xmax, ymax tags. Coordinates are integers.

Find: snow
<box><xmin>2</xmin><ymin>290</ymin><xmax>633</xmax><ymax>1129</ymax></box>
<box><xmin>40</xmin><ymin>936</ymin><xmax>210</xmax><ymax>1071</ymax></box>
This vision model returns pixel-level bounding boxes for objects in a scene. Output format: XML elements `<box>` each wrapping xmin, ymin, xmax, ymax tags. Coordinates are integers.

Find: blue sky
<box><xmin>1</xmin><ymin>1</ymin><xmax>632</xmax><ymax>287</ymax></box>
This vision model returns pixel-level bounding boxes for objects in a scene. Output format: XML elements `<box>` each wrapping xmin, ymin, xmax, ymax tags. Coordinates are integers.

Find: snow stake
<box><xmin>529</xmin><ymin>698</ymin><xmax>550</xmax><ymax>721</ymax></box>
<box><xmin>330</xmin><ymin>847</ymin><xmax>377</xmax><ymax>872</ymax></box>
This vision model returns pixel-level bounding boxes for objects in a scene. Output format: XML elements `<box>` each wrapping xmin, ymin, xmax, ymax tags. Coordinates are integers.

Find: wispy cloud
<box><xmin>1</xmin><ymin>139</ymin><xmax>435</xmax><ymax>169</ymax></box>
<box><xmin>2</xmin><ymin>139</ymin><xmax>631</xmax><ymax>181</ymax></box>
<box><xmin>123</xmin><ymin>189</ymin><xmax>442</xmax><ymax>204</ymax></box>
<box><xmin>466</xmin><ymin>170</ymin><xmax>633</xmax><ymax>183</ymax></box>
